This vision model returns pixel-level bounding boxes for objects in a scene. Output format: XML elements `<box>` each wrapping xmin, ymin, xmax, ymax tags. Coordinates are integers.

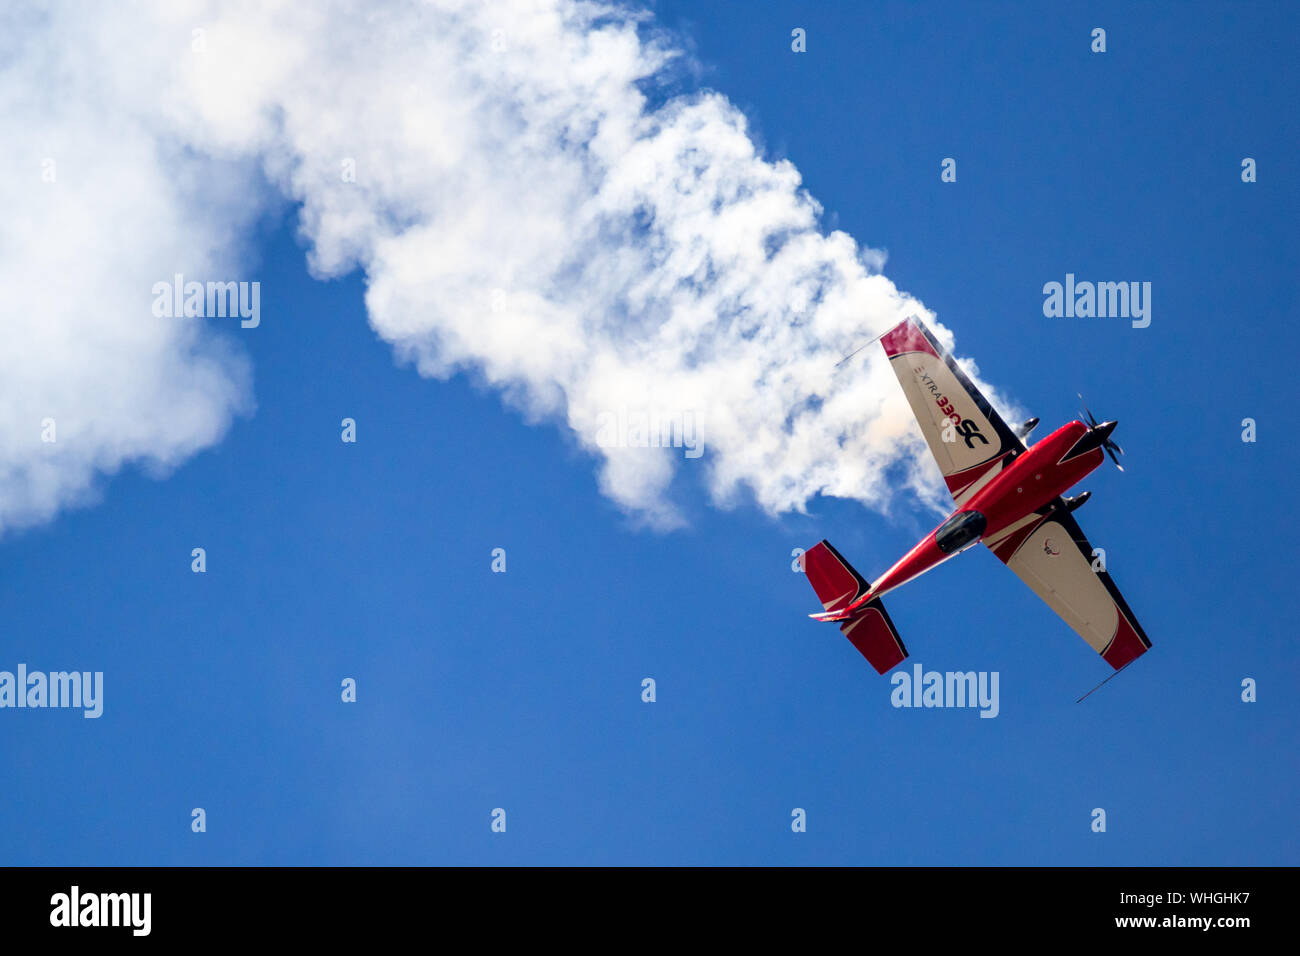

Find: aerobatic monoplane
<box><xmin>801</xmin><ymin>316</ymin><xmax>1151</xmax><ymax>677</ymax></box>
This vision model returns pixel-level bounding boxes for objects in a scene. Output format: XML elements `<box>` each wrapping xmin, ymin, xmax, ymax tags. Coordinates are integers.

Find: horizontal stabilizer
<box><xmin>799</xmin><ymin>540</ymin><xmax>868</xmax><ymax>613</ymax></box>
<box><xmin>800</xmin><ymin>540</ymin><xmax>908</xmax><ymax>674</ymax></box>
<box><xmin>840</xmin><ymin>599</ymin><xmax>909</xmax><ymax>674</ymax></box>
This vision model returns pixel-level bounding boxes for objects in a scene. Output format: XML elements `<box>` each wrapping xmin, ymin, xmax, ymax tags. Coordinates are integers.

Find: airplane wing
<box><xmin>984</xmin><ymin>500</ymin><xmax>1152</xmax><ymax>669</ymax></box>
<box><xmin>880</xmin><ymin>316</ymin><xmax>1025</xmax><ymax>506</ymax></box>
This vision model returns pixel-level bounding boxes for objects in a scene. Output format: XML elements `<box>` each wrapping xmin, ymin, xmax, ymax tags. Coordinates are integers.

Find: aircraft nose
<box><xmin>1095</xmin><ymin>420</ymin><xmax>1118</xmax><ymax>440</ymax></box>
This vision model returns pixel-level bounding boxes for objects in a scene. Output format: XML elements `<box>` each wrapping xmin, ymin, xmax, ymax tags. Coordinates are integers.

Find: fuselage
<box><xmin>847</xmin><ymin>420</ymin><xmax>1107</xmax><ymax>610</ymax></box>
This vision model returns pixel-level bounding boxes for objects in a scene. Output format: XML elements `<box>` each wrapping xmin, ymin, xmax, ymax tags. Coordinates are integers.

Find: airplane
<box><xmin>800</xmin><ymin>314</ymin><xmax>1151</xmax><ymax>678</ymax></box>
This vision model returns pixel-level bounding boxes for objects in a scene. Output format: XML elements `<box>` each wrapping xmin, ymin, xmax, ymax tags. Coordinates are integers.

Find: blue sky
<box><xmin>1</xmin><ymin>1</ymin><xmax>1297</xmax><ymax>865</ymax></box>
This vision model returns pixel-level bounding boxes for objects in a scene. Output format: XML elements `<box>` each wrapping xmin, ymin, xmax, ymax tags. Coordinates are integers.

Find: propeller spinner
<box><xmin>1078</xmin><ymin>394</ymin><xmax>1124</xmax><ymax>471</ymax></box>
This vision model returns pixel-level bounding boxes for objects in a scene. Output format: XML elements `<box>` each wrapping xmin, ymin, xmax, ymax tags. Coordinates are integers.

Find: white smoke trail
<box><xmin>0</xmin><ymin>0</ymin><xmax>1015</xmax><ymax>533</ymax></box>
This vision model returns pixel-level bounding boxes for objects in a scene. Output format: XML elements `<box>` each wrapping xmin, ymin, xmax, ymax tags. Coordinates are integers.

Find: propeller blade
<box><xmin>1077</xmin><ymin>393</ymin><xmax>1097</xmax><ymax>427</ymax></box>
<box><xmin>1078</xmin><ymin>393</ymin><xmax>1124</xmax><ymax>469</ymax></box>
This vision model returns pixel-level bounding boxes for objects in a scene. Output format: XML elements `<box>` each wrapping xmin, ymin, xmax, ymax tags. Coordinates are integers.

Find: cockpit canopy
<box><xmin>935</xmin><ymin>509</ymin><xmax>987</xmax><ymax>555</ymax></box>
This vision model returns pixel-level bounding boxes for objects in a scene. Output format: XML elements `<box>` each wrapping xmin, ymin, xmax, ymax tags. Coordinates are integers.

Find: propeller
<box><xmin>1078</xmin><ymin>393</ymin><xmax>1125</xmax><ymax>471</ymax></box>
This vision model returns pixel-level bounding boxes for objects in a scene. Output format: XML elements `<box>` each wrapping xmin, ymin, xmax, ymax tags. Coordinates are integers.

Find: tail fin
<box><xmin>800</xmin><ymin>540</ymin><xmax>909</xmax><ymax>674</ymax></box>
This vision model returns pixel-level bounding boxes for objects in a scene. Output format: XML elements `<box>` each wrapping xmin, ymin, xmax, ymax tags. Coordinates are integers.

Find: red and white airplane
<box><xmin>801</xmin><ymin>315</ymin><xmax>1151</xmax><ymax>676</ymax></box>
